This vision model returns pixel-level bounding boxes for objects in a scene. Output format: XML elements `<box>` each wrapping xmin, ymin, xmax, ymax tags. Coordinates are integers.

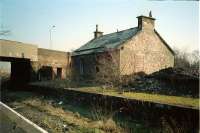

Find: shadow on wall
<box><xmin>37</xmin><ymin>66</ymin><xmax>63</xmax><ymax>81</ymax></box>
<box><xmin>1</xmin><ymin>60</ymin><xmax>65</xmax><ymax>88</ymax></box>
<box><xmin>38</xmin><ymin>66</ymin><xmax>55</xmax><ymax>81</ymax></box>
<box><xmin>1</xmin><ymin>58</ymin><xmax>32</xmax><ymax>89</ymax></box>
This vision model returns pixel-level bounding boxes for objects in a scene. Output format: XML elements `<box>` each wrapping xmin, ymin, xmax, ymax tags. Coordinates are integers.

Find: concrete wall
<box><xmin>0</xmin><ymin>39</ymin><xmax>71</xmax><ymax>81</ymax></box>
<box><xmin>0</xmin><ymin>39</ymin><xmax>38</xmax><ymax>61</ymax></box>
<box><xmin>37</xmin><ymin>48</ymin><xmax>71</xmax><ymax>80</ymax></box>
<box><xmin>119</xmin><ymin>29</ymin><xmax>174</xmax><ymax>75</ymax></box>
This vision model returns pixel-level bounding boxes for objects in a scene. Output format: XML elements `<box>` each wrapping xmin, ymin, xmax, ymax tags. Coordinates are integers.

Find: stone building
<box><xmin>72</xmin><ymin>13</ymin><xmax>175</xmax><ymax>79</ymax></box>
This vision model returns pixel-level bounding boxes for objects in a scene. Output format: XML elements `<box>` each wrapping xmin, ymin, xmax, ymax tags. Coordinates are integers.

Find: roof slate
<box><xmin>72</xmin><ymin>27</ymin><xmax>174</xmax><ymax>56</ymax></box>
<box><xmin>73</xmin><ymin>27</ymin><xmax>139</xmax><ymax>56</ymax></box>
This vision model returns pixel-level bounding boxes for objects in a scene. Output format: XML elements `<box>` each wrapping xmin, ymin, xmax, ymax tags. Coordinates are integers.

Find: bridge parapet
<box><xmin>0</xmin><ymin>39</ymin><xmax>38</xmax><ymax>61</ymax></box>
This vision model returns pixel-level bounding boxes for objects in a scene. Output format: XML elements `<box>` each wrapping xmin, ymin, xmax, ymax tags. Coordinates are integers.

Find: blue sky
<box><xmin>0</xmin><ymin>0</ymin><xmax>199</xmax><ymax>52</ymax></box>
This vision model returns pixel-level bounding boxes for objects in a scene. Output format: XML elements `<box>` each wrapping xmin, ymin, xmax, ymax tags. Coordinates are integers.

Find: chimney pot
<box><xmin>96</xmin><ymin>24</ymin><xmax>98</xmax><ymax>31</ymax></box>
<box><xmin>149</xmin><ymin>11</ymin><xmax>152</xmax><ymax>17</ymax></box>
<box><xmin>94</xmin><ymin>24</ymin><xmax>103</xmax><ymax>39</ymax></box>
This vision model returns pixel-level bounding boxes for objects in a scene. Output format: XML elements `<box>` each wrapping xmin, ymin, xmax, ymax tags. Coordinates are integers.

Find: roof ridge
<box><xmin>97</xmin><ymin>27</ymin><xmax>137</xmax><ymax>39</ymax></box>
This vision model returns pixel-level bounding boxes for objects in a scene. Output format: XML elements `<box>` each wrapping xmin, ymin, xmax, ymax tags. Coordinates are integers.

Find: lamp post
<box><xmin>49</xmin><ymin>25</ymin><xmax>55</xmax><ymax>49</ymax></box>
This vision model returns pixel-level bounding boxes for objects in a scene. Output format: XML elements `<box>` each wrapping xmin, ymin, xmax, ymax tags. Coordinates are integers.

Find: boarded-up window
<box><xmin>134</xmin><ymin>54</ymin><xmax>144</xmax><ymax>73</ymax></box>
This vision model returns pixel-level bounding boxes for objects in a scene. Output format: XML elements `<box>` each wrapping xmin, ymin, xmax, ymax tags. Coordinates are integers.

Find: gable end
<box><xmin>154</xmin><ymin>30</ymin><xmax>175</xmax><ymax>55</ymax></box>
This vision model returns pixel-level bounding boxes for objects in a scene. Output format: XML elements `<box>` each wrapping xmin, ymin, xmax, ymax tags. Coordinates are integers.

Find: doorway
<box><xmin>57</xmin><ymin>67</ymin><xmax>62</xmax><ymax>79</ymax></box>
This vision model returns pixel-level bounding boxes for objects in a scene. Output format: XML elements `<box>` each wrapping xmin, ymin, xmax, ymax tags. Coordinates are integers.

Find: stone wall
<box><xmin>96</xmin><ymin>50</ymin><xmax>120</xmax><ymax>75</ymax></box>
<box><xmin>72</xmin><ymin>28</ymin><xmax>174</xmax><ymax>78</ymax></box>
<box><xmin>72</xmin><ymin>50</ymin><xmax>120</xmax><ymax>80</ymax></box>
<box><xmin>119</xmin><ymin>29</ymin><xmax>174</xmax><ymax>75</ymax></box>
<box><xmin>72</xmin><ymin>54</ymin><xmax>96</xmax><ymax>80</ymax></box>
<box><xmin>72</xmin><ymin>15</ymin><xmax>174</xmax><ymax>78</ymax></box>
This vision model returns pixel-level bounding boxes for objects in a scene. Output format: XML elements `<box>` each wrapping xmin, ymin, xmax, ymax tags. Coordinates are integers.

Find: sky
<box><xmin>0</xmin><ymin>0</ymin><xmax>199</xmax><ymax>53</ymax></box>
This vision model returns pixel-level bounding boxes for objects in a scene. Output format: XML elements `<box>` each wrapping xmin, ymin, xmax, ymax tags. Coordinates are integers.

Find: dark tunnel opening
<box><xmin>0</xmin><ymin>57</ymin><xmax>31</xmax><ymax>88</ymax></box>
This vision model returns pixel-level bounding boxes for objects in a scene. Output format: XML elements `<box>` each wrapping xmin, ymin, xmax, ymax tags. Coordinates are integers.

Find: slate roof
<box><xmin>72</xmin><ymin>27</ymin><xmax>174</xmax><ymax>56</ymax></box>
<box><xmin>72</xmin><ymin>27</ymin><xmax>139</xmax><ymax>56</ymax></box>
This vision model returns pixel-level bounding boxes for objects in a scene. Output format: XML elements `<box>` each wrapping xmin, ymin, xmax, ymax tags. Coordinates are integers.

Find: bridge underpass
<box><xmin>0</xmin><ymin>39</ymin><xmax>71</xmax><ymax>86</ymax></box>
<box><xmin>0</xmin><ymin>56</ymin><xmax>31</xmax><ymax>86</ymax></box>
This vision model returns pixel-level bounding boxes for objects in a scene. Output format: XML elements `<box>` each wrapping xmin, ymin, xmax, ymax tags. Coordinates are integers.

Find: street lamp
<box><xmin>49</xmin><ymin>25</ymin><xmax>55</xmax><ymax>49</ymax></box>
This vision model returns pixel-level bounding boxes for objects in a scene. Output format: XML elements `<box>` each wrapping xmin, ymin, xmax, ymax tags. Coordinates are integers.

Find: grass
<box><xmin>30</xmin><ymin>79</ymin><xmax>72</xmax><ymax>88</ymax></box>
<box><xmin>122</xmin><ymin>92</ymin><xmax>199</xmax><ymax>108</ymax></box>
<box><xmin>66</xmin><ymin>87</ymin><xmax>199</xmax><ymax>109</ymax></box>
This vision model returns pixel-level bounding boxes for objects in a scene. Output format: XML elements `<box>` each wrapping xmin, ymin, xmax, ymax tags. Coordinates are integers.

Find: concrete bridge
<box><xmin>0</xmin><ymin>39</ymin><xmax>71</xmax><ymax>85</ymax></box>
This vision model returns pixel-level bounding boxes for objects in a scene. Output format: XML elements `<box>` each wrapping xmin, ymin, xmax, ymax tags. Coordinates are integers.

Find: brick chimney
<box><xmin>94</xmin><ymin>24</ymin><xmax>103</xmax><ymax>39</ymax></box>
<box><xmin>137</xmin><ymin>11</ymin><xmax>156</xmax><ymax>30</ymax></box>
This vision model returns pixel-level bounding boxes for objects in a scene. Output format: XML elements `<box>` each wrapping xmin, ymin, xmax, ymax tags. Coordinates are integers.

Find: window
<box><xmin>80</xmin><ymin>59</ymin><xmax>84</xmax><ymax>75</ymax></box>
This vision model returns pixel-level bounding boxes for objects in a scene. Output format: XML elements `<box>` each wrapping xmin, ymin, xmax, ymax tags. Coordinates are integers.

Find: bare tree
<box><xmin>190</xmin><ymin>50</ymin><xmax>199</xmax><ymax>68</ymax></box>
<box><xmin>0</xmin><ymin>30</ymin><xmax>10</xmax><ymax>36</ymax></box>
<box><xmin>174</xmin><ymin>49</ymin><xmax>190</xmax><ymax>68</ymax></box>
<box><xmin>95</xmin><ymin>49</ymin><xmax>120</xmax><ymax>88</ymax></box>
<box><xmin>174</xmin><ymin>48</ymin><xmax>199</xmax><ymax>69</ymax></box>
<box><xmin>95</xmin><ymin>49</ymin><xmax>135</xmax><ymax>89</ymax></box>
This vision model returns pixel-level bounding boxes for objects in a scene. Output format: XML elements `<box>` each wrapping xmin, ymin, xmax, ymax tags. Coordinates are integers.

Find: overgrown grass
<box><xmin>30</xmin><ymin>80</ymin><xmax>199</xmax><ymax>109</ymax></box>
<box><xmin>4</xmin><ymin>87</ymin><xmax>197</xmax><ymax>133</ymax></box>
<box><xmin>3</xmin><ymin>90</ymin><xmax>126</xmax><ymax>133</ymax></box>
<box><xmin>67</xmin><ymin>87</ymin><xmax>199</xmax><ymax>109</ymax></box>
<box><xmin>30</xmin><ymin>79</ymin><xmax>73</xmax><ymax>88</ymax></box>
